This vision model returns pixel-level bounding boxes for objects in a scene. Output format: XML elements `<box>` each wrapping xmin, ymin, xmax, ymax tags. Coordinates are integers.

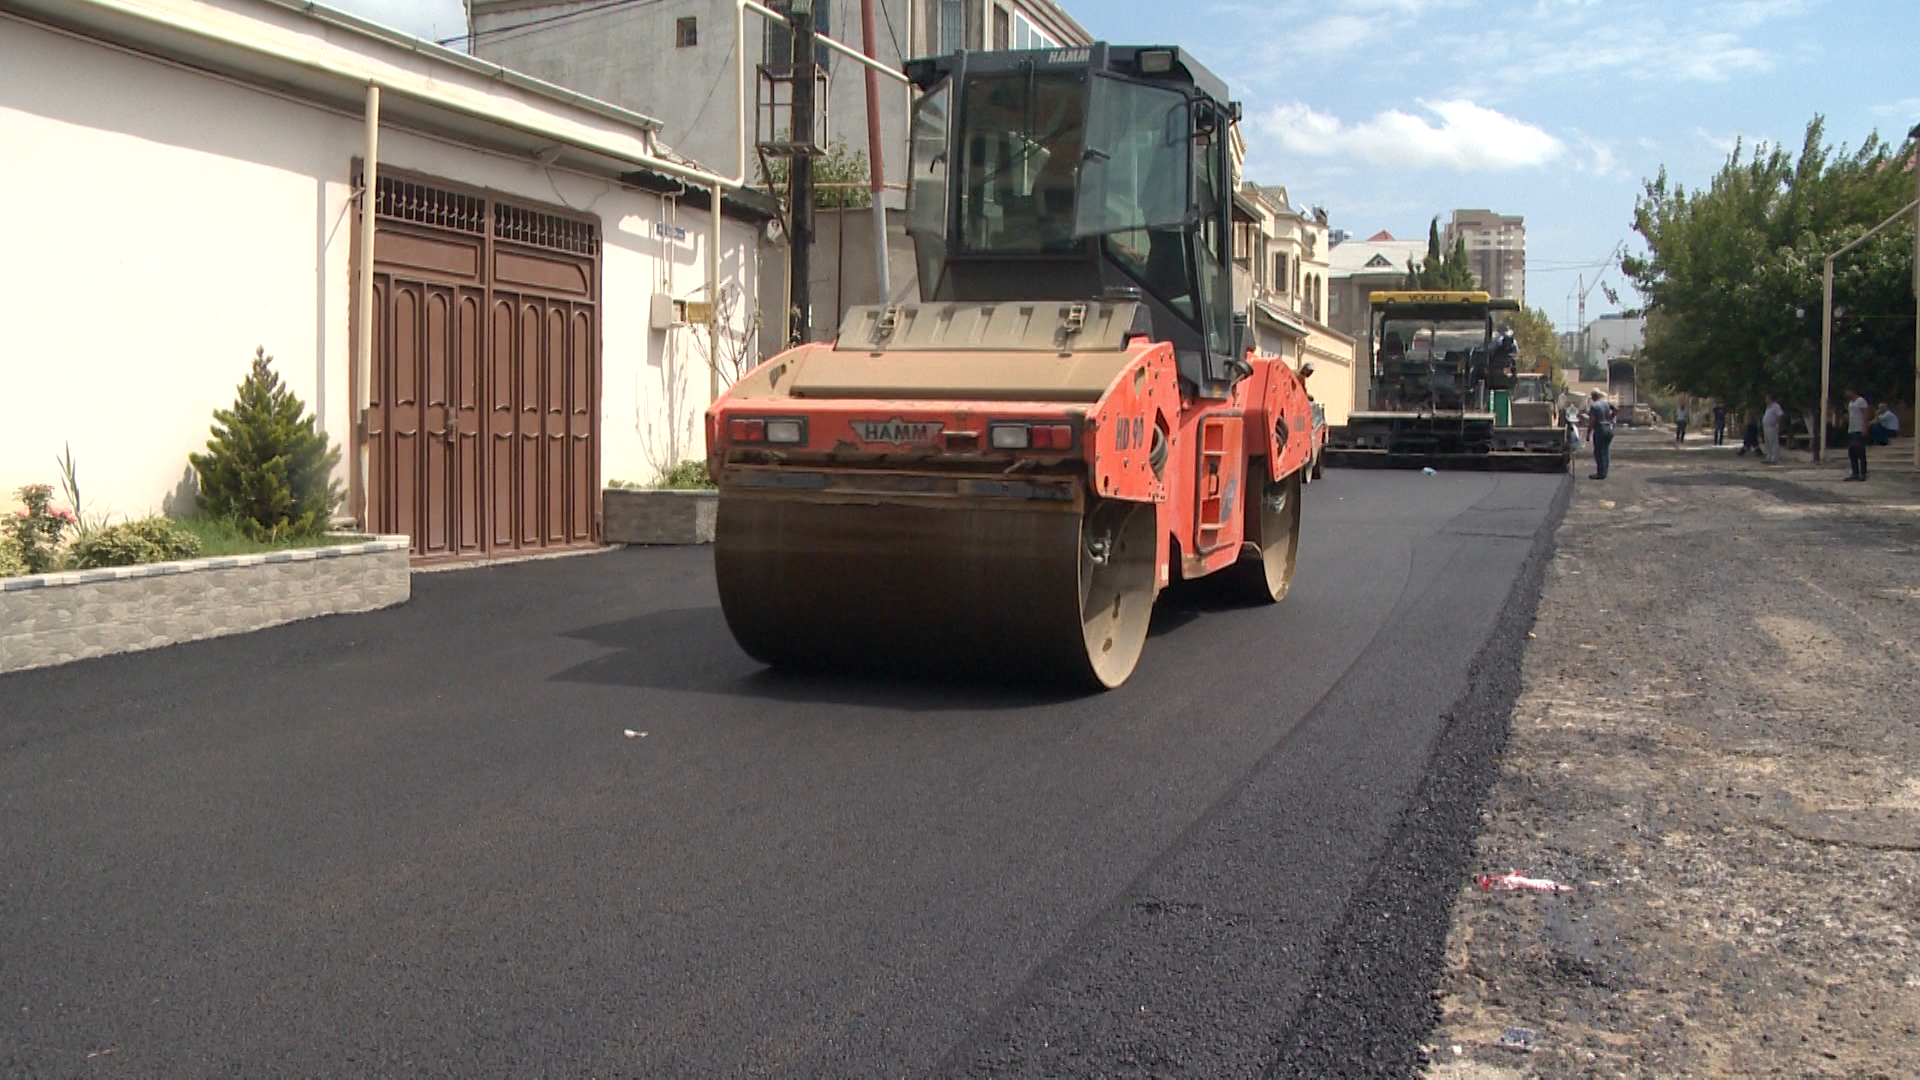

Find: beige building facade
<box><xmin>1230</xmin><ymin>180</ymin><xmax>1359</xmax><ymax>427</ymax></box>
<box><xmin>1325</xmin><ymin>231</ymin><xmax>1424</xmax><ymax>399</ymax></box>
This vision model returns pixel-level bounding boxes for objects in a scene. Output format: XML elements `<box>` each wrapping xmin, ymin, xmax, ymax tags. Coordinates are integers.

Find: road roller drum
<box><xmin>715</xmin><ymin>487</ymin><xmax>1158</xmax><ymax>688</ymax></box>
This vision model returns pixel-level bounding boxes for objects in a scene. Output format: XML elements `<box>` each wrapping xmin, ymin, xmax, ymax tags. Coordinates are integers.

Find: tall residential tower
<box><xmin>1443</xmin><ymin>209</ymin><xmax>1526</xmax><ymax>308</ymax></box>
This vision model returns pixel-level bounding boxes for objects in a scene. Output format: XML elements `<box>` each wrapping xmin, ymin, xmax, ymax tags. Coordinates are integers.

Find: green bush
<box><xmin>0</xmin><ymin>536</ymin><xmax>25</xmax><ymax>578</ymax></box>
<box><xmin>63</xmin><ymin>517</ymin><xmax>203</xmax><ymax>570</ymax></box>
<box><xmin>190</xmin><ymin>346</ymin><xmax>342</xmax><ymax>540</ymax></box>
<box><xmin>4</xmin><ymin>483</ymin><xmax>74</xmax><ymax>575</ymax></box>
<box><xmin>651</xmin><ymin>461</ymin><xmax>716</xmax><ymax>490</ymax></box>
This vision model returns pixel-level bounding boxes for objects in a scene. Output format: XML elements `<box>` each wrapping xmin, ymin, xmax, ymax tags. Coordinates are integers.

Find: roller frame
<box><xmin>705</xmin><ymin>338</ymin><xmax>1312</xmax><ymax>687</ymax></box>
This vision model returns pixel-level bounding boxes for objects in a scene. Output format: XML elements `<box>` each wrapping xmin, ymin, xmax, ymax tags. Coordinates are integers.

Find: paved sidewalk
<box><xmin>1428</xmin><ymin>432</ymin><xmax>1920</xmax><ymax>1077</ymax></box>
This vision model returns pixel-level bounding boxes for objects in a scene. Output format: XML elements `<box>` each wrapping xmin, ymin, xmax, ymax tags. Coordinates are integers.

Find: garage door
<box><xmin>359</xmin><ymin>173</ymin><xmax>599</xmax><ymax>562</ymax></box>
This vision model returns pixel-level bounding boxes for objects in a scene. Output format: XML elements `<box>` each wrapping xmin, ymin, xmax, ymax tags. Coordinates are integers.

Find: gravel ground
<box><xmin>1428</xmin><ymin>431</ymin><xmax>1920</xmax><ymax>1077</ymax></box>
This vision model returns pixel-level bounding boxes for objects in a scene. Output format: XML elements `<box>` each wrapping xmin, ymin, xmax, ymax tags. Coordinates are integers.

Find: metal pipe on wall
<box><xmin>859</xmin><ymin>0</ymin><xmax>890</xmax><ymax>301</ymax></box>
<box><xmin>72</xmin><ymin>0</ymin><xmax>782</xmax><ymax>192</ymax></box>
<box><xmin>354</xmin><ymin>83</ymin><xmax>379</xmax><ymax>526</ymax></box>
<box><xmin>711</xmin><ymin>182</ymin><xmax>725</xmax><ymax>402</ymax></box>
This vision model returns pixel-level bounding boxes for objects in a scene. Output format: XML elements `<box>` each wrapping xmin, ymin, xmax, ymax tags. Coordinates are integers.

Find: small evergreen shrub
<box><xmin>64</xmin><ymin>517</ymin><xmax>203</xmax><ymax>570</ymax></box>
<box><xmin>651</xmin><ymin>461</ymin><xmax>716</xmax><ymax>490</ymax></box>
<box><xmin>189</xmin><ymin>347</ymin><xmax>342</xmax><ymax>540</ymax></box>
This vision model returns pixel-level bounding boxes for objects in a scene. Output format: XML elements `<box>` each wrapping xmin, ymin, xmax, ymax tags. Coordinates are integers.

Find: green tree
<box><xmin>1403</xmin><ymin>216</ymin><xmax>1478</xmax><ymax>290</ymax></box>
<box><xmin>1506</xmin><ymin>305</ymin><xmax>1566</xmax><ymax>375</ymax></box>
<box><xmin>190</xmin><ymin>347</ymin><xmax>342</xmax><ymax>540</ymax></box>
<box><xmin>1623</xmin><ymin>117</ymin><xmax>1916</xmax><ymax>415</ymax></box>
<box><xmin>758</xmin><ymin>138</ymin><xmax>873</xmax><ymax>210</ymax></box>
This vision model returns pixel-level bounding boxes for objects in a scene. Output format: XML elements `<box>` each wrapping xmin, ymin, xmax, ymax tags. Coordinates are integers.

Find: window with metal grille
<box><xmin>938</xmin><ymin>0</ymin><xmax>962</xmax><ymax>52</ymax></box>
<box><xmin>371</xmin><ymin>176</ymin><xmax>484</xmax><ymax>234</ymax></box>
<box><xmin>677</xmin><ymin>16</ymin><xmax>697</xmax><ymax>47</ymax></box>
<box><xmin>764</xmin><ymin>0</ymin><xmax>831</xmax><ymax>66</ymax></box>
<box><xmin>495</xmin><ymin>204</ymin><xmax>600</xmax><ymax>256</ymax></box>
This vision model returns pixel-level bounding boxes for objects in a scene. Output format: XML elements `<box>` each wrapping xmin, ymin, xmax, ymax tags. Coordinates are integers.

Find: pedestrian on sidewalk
<box><xmin>1762</xmin><ymin>394</ymin><xmax>1784</xmax><ymax>464</ymax></box>
<box><xmin>1675</xmin><ymin>403</ymin><xmax>1690</xmax><ymax>443</ymax></box>
<box><xmin>1587</xmin><ymin>390</ymin><xmax>1616</xmax><ymax>479</ymax></box>
<box><xmin>1712</xmin><ymin>402</ymin><xmax>1728</xmax><ymax>445</ymax></box>
<box><xmin>1869</xmin><ymin>403</ymin><xmax>1899</xmax><ymax>446</ymax></box>
<box><xmin>1844</xmin><ymin>388</ymin><xmax>1870</xmax><ymax>481</ymax></box>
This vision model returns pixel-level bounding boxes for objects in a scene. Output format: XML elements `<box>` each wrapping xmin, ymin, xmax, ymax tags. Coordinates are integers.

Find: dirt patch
<box><xmin>1428</xmin><ymin>437</ymin><xmax>1920</xmax><ymax>1077</ymax></box>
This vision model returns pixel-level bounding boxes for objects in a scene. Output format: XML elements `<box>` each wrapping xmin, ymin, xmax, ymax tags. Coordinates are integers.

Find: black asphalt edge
<box><xmin>1265</xmin><ymin>473</ymin><xmax>1573</xmax><ymax>1078</ymax></box>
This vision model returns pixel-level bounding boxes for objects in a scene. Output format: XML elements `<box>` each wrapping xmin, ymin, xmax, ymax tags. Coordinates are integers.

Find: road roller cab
<box><xmin>706</xmin><ymin>43</ymin><xmax>1313</xmax><ymax>689</ymax></box>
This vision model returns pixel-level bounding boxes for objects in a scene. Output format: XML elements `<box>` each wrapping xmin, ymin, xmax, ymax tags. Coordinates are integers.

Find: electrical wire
<box><xmin>439</xmin><ymin>0</ymin><xmax>659</xmax><ymax>49</ymax></box>
<box><xmin>681</xmin><ymin>36</ymin><xmax>738</xmax><ymax>147</ymax></box>
<box><xmin>877</xmin><ymin>0</ymin><xmax>904</xmax><ymax>62</ymax></box>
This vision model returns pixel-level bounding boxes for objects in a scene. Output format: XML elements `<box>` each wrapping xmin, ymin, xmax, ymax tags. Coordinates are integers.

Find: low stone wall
<box><xmin>0</xmin><ymin>537</ymin><xmax>410</xmax><ymax>675</ymax></box>
<box><xmin>603</xmin><ymin>488</ymin><xmax>717</xmax><ymax>545</ymax></box>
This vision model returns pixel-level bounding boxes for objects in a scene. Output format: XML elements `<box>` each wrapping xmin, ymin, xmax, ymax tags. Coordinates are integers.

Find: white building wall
<box><xmin>0</xmin><ymin>14</ymin><xmax>757</xmax><ymax>517</ymax></box>
<box><xmin>473</xmin><ymin>0</ymin><xmax>917</xmax><ymax>209</ymax></box>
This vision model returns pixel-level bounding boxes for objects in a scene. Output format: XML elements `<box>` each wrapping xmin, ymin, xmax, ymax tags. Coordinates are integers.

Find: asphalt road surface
<box><xmin>0</xmin><ymin>469</ymin><xmax>1567</xmax><ymax>1077</ymax></box>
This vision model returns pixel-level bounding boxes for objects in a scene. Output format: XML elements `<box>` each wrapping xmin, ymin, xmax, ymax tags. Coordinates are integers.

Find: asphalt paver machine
<box><xmin>705</xmin><ymin>44</ymin><xmax>1314</xmax><ymax>689</ymax></box>
<box><xmin>1324</xmin><ymin>290</ymin><xmax>1570</xmax><ymax>472</ymax></box>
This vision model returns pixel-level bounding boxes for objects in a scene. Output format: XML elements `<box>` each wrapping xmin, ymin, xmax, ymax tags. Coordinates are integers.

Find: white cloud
<box><xmin>1576</xmin><ymin>136</ymin><xmax>1621</xmax><ymax>177</ymax></box>
<box><xmin>1223</xmin><ymin>0</ymin><xmax>1475</xmax><ymax>60</ymax></box>
<box><xmin>1723</xmin><ymin>0</ymin><xmax>1814</xmax><ymax>28</ymax></box>
<box><xmin>1297</xmin><ymin>14</ymin><xmax>1379</xmax><ymax>53</ymax></box>
<box><xmin>1260</xmin><ymin>99</ymin><xmax>1566</xmax><ymax>171</ymax></box>
<box><xmin>1221</xmin><ymin>0</ymin><xmax>1804</xmax><ymax>91</ymax></box>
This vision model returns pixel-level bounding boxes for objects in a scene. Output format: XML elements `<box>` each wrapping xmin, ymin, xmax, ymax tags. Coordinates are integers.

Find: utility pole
<box><xmin>1819</xmin><ymin>187</ymin><xmax>1920</xmax><ymax>467</ymax></box>
<box><xmin>788</xmin><ymin>0</ymin><xmax>816</xmax><ymax>344</ymax></box>
<box><xmin>1577</xmin><ymin>273</ymin><xmax>1588</xmax><ymax>374</ymax></box>
<box><xmin>1910</xmin><ymin>123</ymin><xmax>1919</xmax><ymax>468</ymax></box>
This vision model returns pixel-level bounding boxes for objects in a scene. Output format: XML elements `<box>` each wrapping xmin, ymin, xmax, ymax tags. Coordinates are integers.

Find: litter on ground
<box><xmin>1476</xmin><ymin>870</ymin><xmax>1571</xmax><ymax>894</ymax></box>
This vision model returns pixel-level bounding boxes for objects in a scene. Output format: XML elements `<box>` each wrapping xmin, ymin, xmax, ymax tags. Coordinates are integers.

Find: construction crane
<box><xmin>705</xmin><ymin>44</ymin><xmax>1314</xmax><ymax>689</ymax></box>
<box><xmin>1568</xmin><ymin>239</ymin><xmax>1627</xmax><ymax>371</ymax></box>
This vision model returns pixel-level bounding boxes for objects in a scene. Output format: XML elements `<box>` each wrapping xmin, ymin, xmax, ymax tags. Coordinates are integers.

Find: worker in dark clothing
<box><xmin>1586</xmin><ymin>390</ymin><xmax>1616</xmax><ymax>479</ymax></box>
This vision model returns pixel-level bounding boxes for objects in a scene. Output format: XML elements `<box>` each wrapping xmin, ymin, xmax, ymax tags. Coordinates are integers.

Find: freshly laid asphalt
<box><xmin>0</xmin><ymin>469</ymin><xmax>1566</xmax><ymax>1077</ymax></box>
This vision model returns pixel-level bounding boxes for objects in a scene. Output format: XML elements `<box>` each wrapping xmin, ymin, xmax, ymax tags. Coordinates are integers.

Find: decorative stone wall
<box><xmin>603</xmin><ymin>488</ymin><xmax>717</xmax><ymax>545</ymax></box>
<box><xmin>0</xmin><ymin>538</ymin><xmax>410</xmax><ymax>675</ymax></box>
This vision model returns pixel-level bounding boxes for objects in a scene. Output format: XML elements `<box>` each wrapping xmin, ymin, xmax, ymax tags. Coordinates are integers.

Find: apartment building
<box><xmin>1443</xmin><ymin>208</ymin><xmax>1526</xmax><ymax>307</ymax></box>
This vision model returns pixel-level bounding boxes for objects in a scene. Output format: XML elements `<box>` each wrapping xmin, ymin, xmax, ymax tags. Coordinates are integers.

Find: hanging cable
<box><xmin>438</xmin><ymin>0</ymin><xmax>660</xmax><ymax>49</ymax></box>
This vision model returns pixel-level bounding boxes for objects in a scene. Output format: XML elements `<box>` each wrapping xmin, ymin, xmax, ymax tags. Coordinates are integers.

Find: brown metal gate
<box><xmin>357</xmin><ymin>173</ymin><xmax>600</xmax><ymax>561</ymax></box>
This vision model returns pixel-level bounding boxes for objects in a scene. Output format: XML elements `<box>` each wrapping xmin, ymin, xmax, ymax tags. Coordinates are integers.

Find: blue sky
<box><xmin>335</xmin><ymin>0</ymin><xmax>1917</xmax><ymax>329</ymax></box>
